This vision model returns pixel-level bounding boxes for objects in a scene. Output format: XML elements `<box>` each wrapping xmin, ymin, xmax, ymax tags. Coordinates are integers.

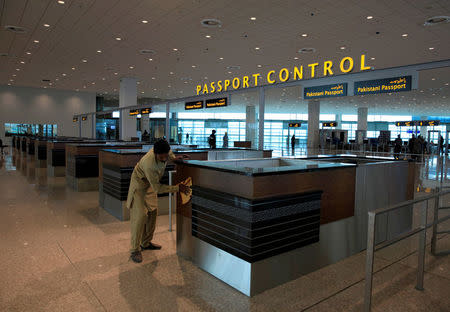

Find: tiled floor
<box><xmin>0</xmin><ymin>151</ymin><xmax>449</xmax><ymax>312</ymax></box>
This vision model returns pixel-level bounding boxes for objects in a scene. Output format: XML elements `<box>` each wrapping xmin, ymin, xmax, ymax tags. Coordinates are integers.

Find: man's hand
<box><xmin>178</xmin><ymin>184</ymin><xmax>190</xmax><ymax>195</ymax></box>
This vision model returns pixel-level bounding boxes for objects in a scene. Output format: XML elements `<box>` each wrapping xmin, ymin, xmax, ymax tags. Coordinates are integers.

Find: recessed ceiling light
<box><xmin>294</xmin><ymin>57</ymin><xmax>299</xmax><ymax>60</ymax></box>
<box><xmin>301</xmin><ymin>33</ymin><xmax>307</xmax><ymax>37</ymax></box>
<box><xmin>168</xmin><ymin>85</ymin><xmax>171</xmax><ymax>88</ymax></box>
<box><xmin>10</xmin><ymin>79</ymin><xmax>14</xmax><ymax>82</ymax></box>
<box><xmin>102</xmin><ymin>77</ymin><xmax>106</xmax><ymax>80</ymax></box>
<box><xmin>257</xmin><ymin>64</ymin><xmax>262</xmax><ymax>67</ymax></box>
<box><xmin>429</xmin><ymin>47</ymin><xmax>435</xmax><ymax>50</ymax></box>
<box><xmin>55</xmin><ymin>78</ymin><xmax>59</xmax><ymax>81</ymax></box>
<box><xmin>153</xmin><ymin>88</ymin><xmax>157</xmax><ymax>91</ymax></box>
<box><xmin>20</xmin><ymin>61</ymin><xmax>25</xmax><ymax>64</ymax></box>
<box><xmin>148</xmin><ymin>58</ymin><xmax>153</xmax><ymax>61</ymax></box>
<box><xmin>445</xmin><ymin>83</ymin><xmax>449</xmax><ymax>86</ymax></box>
<box><xmin>173</xmin><ymin>48</ymin><xmax>178</xmax><ymax>51</ymax></box>
<box><xmin>129</xmin><ymin>66</ymin><xmax>134</xmax><ymax>69</ymax></box>
<box><xmin>12</xmin><ymin>74</ymin><xmax>16</xmax><ymax>77</ymax></box>
<box><xmin>142</xmin><ymin>20</ymin><xmax>148</xmax><ymax>24</ymax></box>
<box><xmin>62</xmin><ymin>73</ymin><xmax>66</xmax><ymax>76</ymax></box>
<box><xmin>228</xmin><ymin>71</ymin><xmax>232</xmax><ymax>74</ymax></box>
<box><xmin>141</xmin><ymin>91</ymin><xmax>144</xmax><ymax>94</ymax></box>
<box><xmin>15</xmin><ymin>68</ymin><xmax>20</xmax><ymax>71</ymax></box>
<box><xmin>432</xmin><ymin>78</ymin><xmax>436</xmax><ymax>80</ymax></box>
<box><xmin>250</xmin><ymin>17</ymin><xmax>256</xmax><ymax>21</ymax></box>
<box><xmin>75</xmin><ymin>89</ymin><xmax>79</xmax><ymax>91</ymax></box>
<box><xmin>340</xmin><ymin>46</ymin><xmax>346</xmax><ymax>50</ymax></box>
<box><xmin>366</xmin><ymin>16</ymin><xmax>373</xmax><ymax>20</ymax></box>
<box><xmin>71</xmin><ymin>67</ymin><xmax>75</xmax><ymax>70</ymax></box>
<box><xmin>7</xmin><ymin>83</ymin><xmax>11</xmax><ymax>85</ymax></box>
<box><xmin>402</xmin><ymin>33</ymin><xmax>408</xmax><ymax>37</ymax></box>
<box><xmin>82</xmin><ymin>59</ymin><xmax>87</xmax><ymax>62</ymax></box>
<box><xmin>205</xmin><ymin>35</ymin><xmax>211</xmax><ymax>38</ymax></box>
<box><xmin>170</xmin><ymin>71</ymin><xmax>174</xmax><ymax>74</ymax></box>
<box><xmin>43</xmin><ymin>24</ymin><xmax>50</xmax><ymax>27</ymax></box>
<box><xmin>219</xmin><ymin>57</ymin><xmax>224</xmax><ymax>60</ymax></box>
<box><xmin>57</xmin><ymin>0</ymin><xmax>65</xmax><ymax>4</ymax></box>
<box><xmin>96</xmin><ymin>50</ymin><xmax>102</xmax><ymax>53</ymax></box>
<box><xmin>33</xmin><ymin>40</ymin><xmax>39</xmax><ymax>43</ymax></box>
<box><xmin>184</xmin><ymin>81</ymin><xmax>188</xmax><ymax>84</ymax></box>
<box><xmin>151</xmin><ymin>77</ymin><xmax>155</xmax><ymax>80</ymax></box>
<box><xmin>115</xmin><ymin>37</ymin><xmax>122</xmax><ymax>41</ymax></box>
<box><xmin>255</xmin><ymin>47</ymin><xmax>260</xmax><ymax>50</ymax></box>
<box><xmin>114</xmin><ymin>72</ymin><xmax>118</xmax><ymax>75</ymax></box>
<box><xmin>26</xmin><ymin>51</ymin><xmax>31</xmax><ymax>55</ymax></box>
<box><xmin>370</xmin><ymin>57</ymin><xmax>375</xmax><ymax>60</ymax></box>
<box><xmin>192</xmin><ymin>65</ymin><xmax>196</xmax><ymax>68</ymax></box>
<box><xmin>92</xmin><ymin>82</ymin><xmax>95</xmax><ymax>85</ymax></box>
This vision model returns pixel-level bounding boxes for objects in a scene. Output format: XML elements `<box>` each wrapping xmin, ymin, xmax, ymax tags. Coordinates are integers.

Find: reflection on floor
<box><xmin>0</xmin><ymin>149</ymin><xmax>449</xmax><ymax>312</ymax></box>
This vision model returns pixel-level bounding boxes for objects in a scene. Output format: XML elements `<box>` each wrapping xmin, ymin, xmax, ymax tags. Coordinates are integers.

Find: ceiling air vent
<box><xmin>0</xmin><ymin>53</ymin><xmax>9</xmax><ymax>57</ymax></box>
<box><xmin>227</xmin><ymin>65</ymin><xmax>241</xmax><ymax>70</ymax></box>
<box><xmin>201</xmin><ymin>18</ymin><xmax>222</xmax><ymax>28</ymax></box>
<box><xmin>297</xmin><ymin>47</ymin><xmax>316</xmax><ymax>54</ymax></box>
<box><xmin>139</xmin><ymin>49</ymin><xmax>156</xmax><ymax>55</ymax></box>
<box><xmin>424</xmin><ymin>16</ymin><xmax>450</xmax><ymax>26</ymax></box>
<box><xmin>42</xmin><ymin>79</ymin><xmax>51</xmax><ymax>82</ymax></box>
<box><xmin>4</xmin><ymin>25</ymin><xmax>27</xmax><ymax>33</ymax></box>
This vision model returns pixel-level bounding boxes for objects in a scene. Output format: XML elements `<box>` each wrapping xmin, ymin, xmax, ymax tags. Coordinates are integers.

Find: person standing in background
<box><xmin>439</xmin><ymin>135</ymin><xmax>444</xmax><ymax>155</ymax></box>
<box><xmin>223</xmin><ymin>132</ymin><xmax>229</xmax><ymax>148</ymax></box>
<box><xmin>394</xmin><ymin>135</ymin><xmax>402</xmax><ymax>159</ymax></box>
<box><xmin>291</xmin><ymin>134</ymin><xmax>296</xmax><ymax>155</ymax></box>
<box><xmin>208</xmin><ymin>130</ymin><xmax>217</xmax><ymax>149</ymax></box>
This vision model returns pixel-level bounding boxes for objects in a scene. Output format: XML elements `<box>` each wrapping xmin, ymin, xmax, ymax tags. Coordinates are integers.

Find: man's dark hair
<box><xmin>154</xmin><ymin>139</ymin><xmax>171</xmax><ymax>154</ymax></box>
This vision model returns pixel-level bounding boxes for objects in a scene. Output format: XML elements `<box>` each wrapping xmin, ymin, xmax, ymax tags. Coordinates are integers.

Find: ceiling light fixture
<box><xmin>26</xmin><ymin>52</ymin><xmax>31</xmax><ymax>55</ymax></box>
<box><xmin>151</xmin><ymin>77</ymin><xmax>155</xmax><ymax>80</ymax></box>
<box><xmin>429</xmin><ymin>47</ymin><xmax>435</xmax><ymax>50</ymax></box>
<box><xmin>57</xmin><ymin>0</ymin><xmax>65</xmax><ymax>4</ymax></box>
<box><xmin>255</xmin><ymin>47</ymin><xmax>260</xmax><ymax>50</ymax></box>
<box><xmin>205</xmin><ymin>35</ymin><xmax>211</xmax><ymax>38</ymax></box>
<box><xmin>114</xmin><ymin>72</ymin><xmax>118</xmax><ymax>75</ymax></box>
<box><xmin>170</xmin><ymin>71</ymin><xmax>174</xmax><ymax>74</ymax></box>
<box><xmin>82</xmin><ymin>59</ymin><xmax>87</xmax><ymax>62</ymax></box>
<box><xmin>257</xmin><ymin>64</ymin><xmax>262</xmax><ymax>67</ymax></box>
<box><xmin>62</xmin><ymin>73</ymin><xmax>66</xmax><ymax>76</ymax></box>
<box><xmin>340</xmin><ymin>46</ymin><xmax>346</xmax><ymax>50</ymax></box>
<box><xmin>72</xmin><ymin>67</ymin><xmax>75</xmax><ymax>70</ymax></box>
<box><xmin>173</xmin><ymin>48</ymin><xmax>178</xmax><ymax>51</ymax></box>
<box><xmin>201</xmin><ymin>18</ymin><xmax>222</xmax><ymax>28</ymax></box>
<box><xmin>33</xmin><ymin>40</ymin><xmax>39</xmax><ymax>43</ymax></box>
<box><xmin>97</xmin><ymin>50</ymin><xmax>102</xmax><ymax>53</ymax></box>
<box><xmin>192</xmin><ymin>65</ymin><xmax>196</xmax><ymax>68</ymax></box>
<box><xmin>402</xmin><ymin>33</ymin><xmax>408</xmax><ymax>37</ymax></box>
<box><xmin>250</xmin><ymin>17</ymin><xmax>256</xmax><ymax>21</ymax></box>
<box><xmin>219</xmin><ymin>57</ymin><xmax>224</xmax><ymax>60</ymax></box>
<box><xmin>142</xmin><ymin>20</ymin><xmax>148</xmax><ymax>24</ymax></box>
<box><xmin>44</xmin><ymin>24</ymin><xmax>50</xmax><ymax>27</ymax></box>
<box><xmin>16</xmin><ymin>68</ymin><xmax>20</xmax><ymax>71</ymax></box>
<box><xmin>301</xmin><ymin>33</ymin><xmax>308</xmax><ymax>37</ymax></box>
<box><xmin>294</xmin><ymin>57</ymin><xmax>299</xmax><ymax>60</ymax></box>
<box><xmin>129</xmin><ymin>66</ymin><xmax>134</xmax><ymax>69</ymax></box>
<box><xmin>115</xmin><ymin>37</ymin><xmax>122</xmax><ymax>41</ymax></box>
<box><xmin>370</xmin><ymin>57</ymin><xmax>375</xmax><ymax>60</ymax></box>
<box><xmin>148</xmin><ymin>58</ymin><xmax>153</xmax><ymax>61</ymax></box>
<box><xmin>432</xmin><ymin>78</ymin><xmax>436</xmax><ymax>80</ymax></box>
<box><xmin>366</xmin><ymin>16</ymin><xmax>373</xmax><ymax>20</ymax></box>
<box><xmin>20</xmin><ymin>61</ymin><xmax>25</xmax><ymax>64</ymax></box>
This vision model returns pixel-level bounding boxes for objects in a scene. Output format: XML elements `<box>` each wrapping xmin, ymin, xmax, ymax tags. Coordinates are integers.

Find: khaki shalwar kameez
<box><xmin>127</xmin><ymin>149</ymin><xmax>179</xmax><ymax>252</ymax></box>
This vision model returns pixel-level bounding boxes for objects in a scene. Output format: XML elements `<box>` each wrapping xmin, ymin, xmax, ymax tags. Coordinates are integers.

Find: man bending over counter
<box><xmin>127</xmin><ymin>139</ymin><xmax>190</xmax><ymax>263</ymax></box>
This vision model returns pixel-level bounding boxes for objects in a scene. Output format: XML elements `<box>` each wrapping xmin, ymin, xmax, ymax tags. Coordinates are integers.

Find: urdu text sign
<box><xmin>304</xmin><ymin>83</ymin><xmax>348</xmax><ymax>99</ymax></box>
<box><xmin>354</xmin><ymin>76</ymin><xmax>412</xmax><ymax>95</ymax></box>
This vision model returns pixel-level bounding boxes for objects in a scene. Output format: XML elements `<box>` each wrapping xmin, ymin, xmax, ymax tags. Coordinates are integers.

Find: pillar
<box><xmin>92</xmin><ymin>114</ymin><xmax>96</xmax><ymax>139</ymax></box>
<box><xmin>246</xmin><ymin>105</ymin><xmax>257</xmax><ymax>148</ymax></box>
<box><xmin>307</xmin><ymin>100</ymin><xmax>320</xmax><ymax>149</ymax></box>
<box><xmin>335</xmin><ymin>114</ymin><xmax>342</xmax><ymax>130</ymax></box>
<box><xmin>420</xmin><ymin>116</ymin><xmax>427</xmax><ymax>138</ymax></box>
<box><xmin>119</xmin><ymin>77</ymin><xmax>138</xmax><ymax>141</ymax></box>
<box><xmin>165</xmin><ymin>103</ymin><xmax>170</xmax><ymax>141</ymax></box>
<box><xmin>356</xmin><ymin>107</ymin><xmax>368</xmax><ymax>144</ymax></box>
<box><xmin>258</xmin><ymin>88</ymin><xmax>265</xmax><ymax>150</ymax></box>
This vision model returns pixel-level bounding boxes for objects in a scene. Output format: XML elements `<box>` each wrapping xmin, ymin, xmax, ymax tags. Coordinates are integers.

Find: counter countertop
<box><xmin>181</xmin><ymin>158</ymin><xmax>355</xmax><ymax>176</ymax></box>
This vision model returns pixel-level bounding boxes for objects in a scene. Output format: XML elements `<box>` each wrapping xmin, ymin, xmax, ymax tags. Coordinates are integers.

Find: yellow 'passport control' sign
<box><xmin>196</xmin><ymin>54</ymin><xmax>371</xmax><ymax>95</ymax></box>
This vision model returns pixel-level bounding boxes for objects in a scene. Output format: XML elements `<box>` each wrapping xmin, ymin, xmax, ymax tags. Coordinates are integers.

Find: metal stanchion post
<box><xmin>168</xmin><ymin>170</ymin><xmax>176</xmax><ymax>232</ymax></box>
<box><xmin>364</xmin><ymin>212</ymin><xmax>376</xmax><ymax>312</ymax></box>
<box><xmin>416</xmin><ymin>200</ymin><xmax>428</xmax><ymax>291</ymax></box>
<box><xmin>431</xmin><ymin>192</ymin><xmax>439</xmax><ymax>255</ymax></box>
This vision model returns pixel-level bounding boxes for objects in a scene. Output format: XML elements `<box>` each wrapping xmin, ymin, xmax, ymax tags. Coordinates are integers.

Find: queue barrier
<box><xmin>364</xmin><ymin>188</ymin><xmax>450</xmax><ymax>311</ymax></box>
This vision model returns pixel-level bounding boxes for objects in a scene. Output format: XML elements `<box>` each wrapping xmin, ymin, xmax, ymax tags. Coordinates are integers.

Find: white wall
<box><xmin>0</xmin><ymin>85</ymin><xmax>96</xmax><ymax>142</ymax></box>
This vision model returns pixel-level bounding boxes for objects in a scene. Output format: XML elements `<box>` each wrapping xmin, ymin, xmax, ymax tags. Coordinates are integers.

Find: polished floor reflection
<box><xmin>1</xmin><ymin>149</ymin><xmax>449</xmax><ymax>312</ymax></box>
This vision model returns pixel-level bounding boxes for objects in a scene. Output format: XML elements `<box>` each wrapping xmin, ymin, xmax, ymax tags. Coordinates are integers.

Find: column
<box><xmin>119</xmin><ymin>77</ymin><xmax>138</xmax><ymax>141</ymax></box>
<box><xmin>357</xmin><ymin>107</ymin><xmax>368</xmax><ymax>144</ymax></box>
<box><xmin>246</xmin><ymin>105</ymin><xmax>257</xmax><ymax>148</ymax></box>
<box><xmin>91</xmin><ymin>114</ymin><xmax>96</xmax><ymax>139</ymax></box>
<box><xmin>335</xmin><ymin>113</ymin><xmax>342</xmax><ymax>130</ymax></box>
<box><xmin>307</xmin><ymin>100</ymin><xmax>320</xmax><ymax>149</ymax></box>
<box><xmin>258</xmin><ymin>88</ymin><xmax>265</xmax><ymax>150</ymax></box>
<box><xmin>419</xmin><ymin>116</ymin><xmax>427</xmax><ymax>138</ymax></box>
<box><xmin>165</xmin><ymin>103</ymin><xmax>170</xmax><ymax>141</ymax></box>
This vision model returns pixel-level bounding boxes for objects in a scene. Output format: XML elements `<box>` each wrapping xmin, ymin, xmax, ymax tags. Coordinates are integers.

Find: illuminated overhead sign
<box><xmin>129</xmin><ymin>109</ymin><xmax>140</xmax><ymax>116</ymax></box>
<box><xmin>304</xmin><ymin>83</ymin><xmax>348</xmax><ymax>99</ymax></box>
<box><xmin>185</xmin><ymin>100</ymin><xmax>204</xmax><ymax>110</ymax></box>
<box><xmin>395</xmin><ymin>120</ymin><xmax>440</xmax><ymax>127</ymax></box>
<box><xmin>196</xmin><ymin>54</ymin><xmax>371</xmax><ymax>95</ymax></box>
<box><xmin>140</xmin><ymin>108</ymin><xmax>152</xmax><ymax>114</ymax></box>
<box><xmin>288</xmin><ymin>122</ymin><xmax>301</xmax><ymax>128</ymax></box>
<box><xmin>81</xmin><ymin>116</ymin><xmax>87</xmax><ymax>121</ymax></box>
<box><xmin>73</xmin><ymin>117</ymin><xmax>78</xmax><ymax>122</ymax></box>
<box><xmin>205</xmin><ymin>97</ymin><xmax>227</xmax><ymax>108</ymax></box>
<box><xmin>322</xmin><ymin>122</ymin><xmax>338</xmax><ymax>127</ymax></box>
<box><xmin>354</xmin><ymin>76</ymin><xmax>412</xmax><ymax>95</ymax></box>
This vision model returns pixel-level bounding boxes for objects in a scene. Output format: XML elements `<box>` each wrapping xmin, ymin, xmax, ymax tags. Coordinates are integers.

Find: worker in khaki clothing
<box><xmin>127</xmin><ymin>139</ymin><xmax>190</xmax><ymax>263</ymax></box>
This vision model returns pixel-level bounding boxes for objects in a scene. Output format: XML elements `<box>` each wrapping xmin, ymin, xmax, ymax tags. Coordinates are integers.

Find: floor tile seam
<box><xmin>56</xmin><ymin>241</ymin><xmax>108</xmax><ymax>312</ymax></box>
<box><xmin>300</xmin><ymin>248</ymin><xmax>419</xmax><ymax>311</ymax></box>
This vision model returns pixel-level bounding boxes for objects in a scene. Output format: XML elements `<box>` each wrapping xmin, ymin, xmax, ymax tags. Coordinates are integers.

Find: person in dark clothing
<box><xmin>291</xmin><ymin>134</ymin><xmax>296</xmax><ymax>155</ymax></box>
<box><xmin>394</xmin><ymin>135</ymin><xmax>402</xmax><ymax>159</ymax></box>
<box><xmin>208</xmin><ymin>130</ymin><xmax>217</xmax><ymax>149</ymax></box>
<box><xmin>439</xmin><ymin>135</ymin><xmax>444</xmax><ymax>155</ymax></box>
<box><xmin>0</xmin><ymin>138</ymin><xmax>3</xmax><ymax>156</ymax></box>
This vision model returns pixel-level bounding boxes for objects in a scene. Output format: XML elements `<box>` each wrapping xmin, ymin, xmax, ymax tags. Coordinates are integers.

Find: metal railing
<box><xmin>364</xmin><ymin>188</ymin><xmax>450</xmax><ymax>311</ymax></box>
<box><xmin>168</xmin><ymin>170</ymin><xmax>176</xmax><ymax>232</ymax></box>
